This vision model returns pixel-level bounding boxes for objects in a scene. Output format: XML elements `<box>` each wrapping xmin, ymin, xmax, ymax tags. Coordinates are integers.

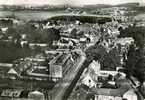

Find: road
<box><xmin>47</xmin><ymin>37</ymin><xmax>98</xmax><ymax>100</ymax></box>
<box><xmin>48</xmin><ymin>50</ymin><xmax>86</xmax><ymax>100</ymax></box>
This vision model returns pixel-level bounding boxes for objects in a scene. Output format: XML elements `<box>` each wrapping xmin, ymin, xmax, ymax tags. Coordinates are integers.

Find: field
<box><xmin>0</xmin><ymin>10</ymin><xmax>112</xmax><ymax>21</ymax></box>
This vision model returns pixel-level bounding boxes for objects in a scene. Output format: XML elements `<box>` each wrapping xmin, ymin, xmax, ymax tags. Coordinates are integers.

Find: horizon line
<box><xmin>0</xmin><ymin>2</ymin><xmax>142</xmax><ymax>6</ymax></box>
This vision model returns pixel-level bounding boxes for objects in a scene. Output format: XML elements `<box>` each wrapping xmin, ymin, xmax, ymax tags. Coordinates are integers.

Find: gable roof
<box><xmin>31</xmin><ymin>91</ymin><xmax>44</xmax><ymax>95</ymax></box>
<box><xmin>8</xmin><ymin>68</ymin><xmax>18</xmax><ymax>75</ymax></box>
<box><xmin>123</xmin><ymin>89</ymin><xmax>136</xmax><ymax>96</ymax></box>
<box><xmin>90</xmin><ymin>86</ymin><xmax>130</xmax><ymax>97</ymax></box>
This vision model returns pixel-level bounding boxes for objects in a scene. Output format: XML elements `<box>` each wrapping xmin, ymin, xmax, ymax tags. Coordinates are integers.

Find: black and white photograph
<box><xmin>0</xmin><ymin>0</ymin><xmax>145</xmax><ymax>100</ymax></box>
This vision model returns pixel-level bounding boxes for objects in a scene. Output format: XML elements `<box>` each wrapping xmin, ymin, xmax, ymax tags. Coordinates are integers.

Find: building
<box><xmin>114</xmin><ymin>37</ymin><xmax>134</xmax><ymax>46</ymax></box>
<box><xmin>20</xmin><ymin>41</ymin><xmax>28</xmax><ymax>47</ymax></box>
<box><xmin>25</xmin><ymin>65</ymin><xmax>50</xmax><ymax>80</ymax></box>
<box><xmin>52</xmin><ymin>36</ymin><xmax>79</xmax><ymax>49</ymax></box>
<box><xmin>81</xmin><ymin>74</ymin><xmax>97</xmax><ymax>88</ymax></box>
<box><xmin>28</xmin><ymin>90</ymin><xmax>45</xmax><ymax>100</ymax></box>
<box><xmin>79</xmin><ymin>38</ymin><xmax>87</xmax><ymax>43</ymax></box>
<box><xmin>49</xmin><ymin>53</ymin><xmax>74</xmax><ymax>81</ymax></box>
<box><xmin>53</xmin><ymin>40</ymin><xmax>74</xmax><ymax>48</ymax></box>
<box><xmin>87</xmin><ymin>88</ymin><xmax>137</xmax><ymax>100</ymax></box>
<box><xmin>81</xmin><ymin>60</ymin><xmax>127</xmax><ymax>89</ymax></box>
<box><xmin>123</xmin><ymin>89</ymin><xmax>137</xmax><ymax>100</ymax></box>
<box><xmin>7</xmin><ymin>68</ymin><xmax>19</xmax><ymax>79</ymax></box>
<box><xmin>1</xmin><ymin>27</ymin><xmax>8</xmax><ymax>33</ymax></box>
<box><xmin>0</xmin><ymin>63</ymin><xmax>13</xmax><ymax>78</ymax></box>
<box><xmin>1</xmin><ymin>89</ymin><xmax>23</xmax><ymax>98</ymax></box>
<box><xmin>87</xmin><ymin>60</ymin><xmax>101</xmax><ymax>81</ymax></box>
<box><xmin>80</xmin><ymin>60</ymin><xmax>100</xmax><ymax>87</ymax></box>
<box><xmin>29</xmin><ymin>43</ymin><xmax>48</xmax><ymax>49</ymax></box>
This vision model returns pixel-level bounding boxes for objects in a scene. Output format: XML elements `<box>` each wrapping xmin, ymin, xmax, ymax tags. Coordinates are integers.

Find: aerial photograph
<box><xmin>0</xmin><ymin>0</ymin><xmax>145</xmax><ymax>100</ymax></box>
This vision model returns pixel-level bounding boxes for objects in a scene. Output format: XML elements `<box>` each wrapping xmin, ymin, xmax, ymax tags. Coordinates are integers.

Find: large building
<box><xmin>49</xmin><ymin>52</ymin><xmax>74</xmax><ymax>81</ymax></box>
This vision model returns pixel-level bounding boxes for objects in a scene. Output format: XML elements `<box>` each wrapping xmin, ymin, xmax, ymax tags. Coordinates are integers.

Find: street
<box><xmin>48</xmin><ymin>50</ymin><xmax>86</xmax><ymax>100</ymax></box>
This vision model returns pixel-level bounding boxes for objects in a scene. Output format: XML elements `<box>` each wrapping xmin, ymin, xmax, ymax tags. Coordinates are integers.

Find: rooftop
<box><xmin>0</xmin><ymin>63</ymin><xmax>13</xmax><ymax>68</ymax></box>
<box><xmin>49</xmin><ymin>53</ymin><xmax>71</xmax><ymax>66</ymax></box>
<box><xmin>90</xmin><ymin>86</ymin><xmax>130</xmax><ymax>97</ymax></box>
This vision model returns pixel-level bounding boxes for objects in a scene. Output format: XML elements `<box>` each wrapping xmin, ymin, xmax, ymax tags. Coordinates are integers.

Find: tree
<box><xmin>32</xmin><ymin>46</ymin><xmax>42</xmax><ymax>56</ymax></box>
<box><xmin>125</xmin><ymin>44</ymin><xmax>139</xmax><ymax>76</ymax></box>
<box><xmin>85</xmin><ymin>44</ymin><xmax>107</xmax><ymax>63</ymax></box>
<box><xmin>0</xmin><ymin>41</ymin><xmax>31</xmax><ymax>63</ymax></box>
<box><xmin>101</xmin><ymin>47</ymin><xmax>121</xmax><ymax>70</ymax></box>
<box><xmin>7</xmin><ymin>27</ymin><xmax>17</xmax><ymax>35</ymax></box>
<box><xmin>69</xmin><ymin>28</ymin><xmax>77</xmax><ymax>38</ymax></box>
<box><xmin>135</xmin><ymin>57</ymin><xmax>145</xmax><ymax>83</ymax></box>
<box><xmin>125</xmin><ymin>44</ymin><xmax>145</xmax><ymax>83</ymax></box>
<box><xmin>118</xmin><ymin>26</ymin><xmax>145</xmax><ymax>47</ymax></box>
<box><xmin>119</xmin><ymin>25</ymin><xmax>145</xmax><ymax>83</ymax></box>
<box><xmin>43</xmin><ymin>28</ymin><xmax>61</xmax><ymax>42</ymax></box>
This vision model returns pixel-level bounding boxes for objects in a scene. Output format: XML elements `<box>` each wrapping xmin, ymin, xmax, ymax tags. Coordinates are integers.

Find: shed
<box><xmin>28</xmin><ymin>90</ymin><xmax>45</xmax><ymax>100</ymax></box>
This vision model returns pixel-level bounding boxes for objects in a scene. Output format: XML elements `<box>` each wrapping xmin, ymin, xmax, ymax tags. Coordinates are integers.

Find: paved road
<box><xmin>47</xmin><ymin>37</ymin><xmax>98</xmax><ymax>100</ymax></box>
<box><xmin>48</xmin><ymin>50</ymin><xmax>86</xmax><ymax>100</ymax></box>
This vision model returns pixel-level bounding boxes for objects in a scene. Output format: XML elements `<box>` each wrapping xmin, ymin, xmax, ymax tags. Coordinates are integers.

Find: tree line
<box><xmin>118</xmin><ymin>25</ymin><xmax>145</xmax><ymax>83</ymax></box>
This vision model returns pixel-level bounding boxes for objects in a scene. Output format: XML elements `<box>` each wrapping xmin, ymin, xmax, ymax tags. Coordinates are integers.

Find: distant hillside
<box><xmin>69</xmin><ymin>3</ymin><xmax>140</xmax><ymax>10</ymax></box>
<box><xmin>83</xmin><ymin>4</ymin><xmax>112</xmax><ymax>9</ymax></box>
<box><xmin>115</xmin><ymin>3</ymin><xmax>139</xmax><ymax>7</ymax></box>
<box><xmin>0</xmin><ymin>2</ymin><xmax>141</xmax><ymax>11</ymax></box>
<box><xmin>46</xmin><ymin>15</ymin><xmax>112</xmax><ymax>24</ymax></box>
<box><xmin>79</xmin><ymin>3</ymin><xmax>140</xmax><ymax>9</ymax></box>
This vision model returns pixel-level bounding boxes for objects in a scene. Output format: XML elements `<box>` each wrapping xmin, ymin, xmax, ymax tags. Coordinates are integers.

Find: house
<box><xmin>60</xmin><ymin>37</ymin><xmax>79</xmax><ymax>44</ymax></box>
<box><xmin>24</xmin><ymin>57</ymin><xmax>45</xmax><ymax>62</ymax></box>
<box><xmin>87</xmin><ymin>60</ymin><xmax>101</xmax><ymax>81</ymax></box>
<box><xmin>0</xmin><ymin>63</ymin><xmax>13</xmax><ymax>78</ymax></box>
<box><xmin>20</xmin><ymin>41</ymin><xmax>28</xmax><ymax>47</ymax></box>
<box><xmin>118</xmin><ymin>24</ymin><xmax>128</xmax><ymax>30</ymax></box>
<box><xmin>7</xmin><ymin>68</ymin><xmax>19</xmax><ymax>79</ymax></box>
<box><xmin>87</xmin><ymin>88</ymin><xmax>137</xmax><ymax>100</ymax></box>
<box><xmin>1</xmin><ymin>27</ymin><xmax>8</xmax><ymax>33</ymax></box>
<box><xmin>12</xmin><ymin>19</ymin><xmax>22</xmax><ymax>25</ymax></box>
<box><xmin>29</xmin><ymin>43</ymin><xmax>48</xmax><ymax>49</ymax></box>
<box><xmin>52</xmin><ymin>41</ymin><xmax>59</xmax><ymax>46</ymax></box>
<box><xmin>28</xmin><ymin>90</ymin><xmax>45</xmax><ymax>100</ymax></box>
<box><xmin>114</xmin><ymin>37</ymin><xmax>134</xmax><ymax>46</ymax></box>
<box><xmin>45</xmin><ymin>50</ymin><xmax>60</xmax><ymax>55</ymax></box>
<box><xmin>81</xmin><ymin>61</ymin><xmax>101</xmax><ymax>88</ymax></box>
<box><xmin>26</xmin><ymin>65</ymin><xmax>50</xmax><ymax>80</ymax></box>
<box><xmin>79</xmin><ymin>38</ymin><xmax>87</xmax><ymax>43</ymax></box>
<box><xmin>99</xmin><ymin>71</ymin><xmax>118</xmax><ymax>78</ymax></box>
<box><xmin>53</xmin><ymin>38</ymin><xmax>76</xmax><ymax>49</ymax></box>
<box><xmin>81</xmin><ymin>74</ymin><xmax>97</xmax><ymax>88</ymax></box>
<box><xmin>88</xmin><ymin>60</ymin><xmax>101</xmax><ymax>74</ymax></box>
<box><xmin>0</xmin><ymin>63</ymin><xmax>13</xmax><ymax>67</ymax></box>
<box><xmin>123</xmin><ymin>89</ymin><xmax>137</xmax><ymax>100</ymax></box>
<box><xmin>84</xmin><ymin>60</ymin><xmax>126</xmax><ymax>82</ymax></box>
<box><xmin>53</xmin><ymin>41</ymin><xmax>70</xmax><ymax>48</ymax></box>
<box><xmin>116</xmin><ymin>67</ymin><xmax>124</xmax><ymax>72</ymax></box>
<box><xmin>21</xmin><ymin>34</ymin><xmax>27</xmax><ymax>40</ymax></box>
<box><xmin>99</xmin><ymin>70</ymin><xmax>126</xmax><ymax>81</ymax></box>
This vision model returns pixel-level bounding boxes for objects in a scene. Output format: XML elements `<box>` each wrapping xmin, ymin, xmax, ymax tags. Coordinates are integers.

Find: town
<box><xmin>0</xmin><ymin>2</ymin><xmax>145</xmax><ymax>100</ymax></box>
